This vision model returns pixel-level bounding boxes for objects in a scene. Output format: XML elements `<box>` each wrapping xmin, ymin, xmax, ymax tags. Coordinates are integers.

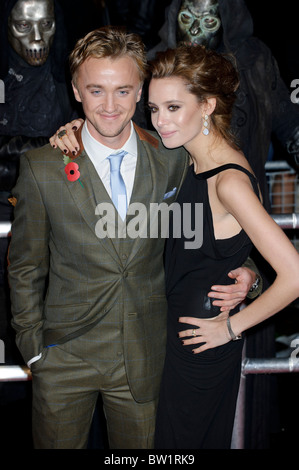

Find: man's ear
<box><xmin>72</xmin><ymin>81</ymin><xmax>82</xmax><ymax>103</ymax></box>
<box><xmin>136</xmin><ymin>84</ymin><xmax>143</xmax><ymax>103</ymax></box>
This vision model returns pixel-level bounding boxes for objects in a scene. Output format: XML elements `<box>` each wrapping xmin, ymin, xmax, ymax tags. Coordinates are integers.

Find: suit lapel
<box><xmin>60</xmin><ymin>149</ymin><xmax>122</xmax><ymax>264</ymax></box>
<box><xmin>125</xmin><ymin>135</ymin><xmax>169</xmax><ymax>265</ymax></box>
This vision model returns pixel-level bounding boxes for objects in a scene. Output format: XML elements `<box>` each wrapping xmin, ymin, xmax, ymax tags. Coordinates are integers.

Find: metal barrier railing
<box><xmin>242</xmin><ymin>356</ymin><xmax>299</xmax><ymax>374</ymax></box>
<box><xmin>272</xmin><ymin>213</ymin><xmax>299</xmax><ymax>229</ymax></box>
<box><xmin>266</xmin><ymin>160</ymin><xmax>299</xmax><ymax>250</ymax></box>
<box><xmin>266</xmin><ymin>160</ymin><xmax>298</xmax><ymax>215</ymax></box>
<box><xmin>0</xmin><ymin>221</ymin><xmax>11</xmax><ymax>238</ymax></box>
<box><xmin>0</xmin><ymin>365</ymin><xmax>31</xmax><ymax>382</ymax></box>
<box><xmin>233</xmin><ymin>162</ymin><xmax>298</xmax><ymax>448</ymax></box>
<box><xmin>230</xmin><ymin>209</ymin><xmax>299</xmax><ymax>448</ymax></box>
<box><xmin>231</xmin><ymin>347</ymin><xmax>299</xmax><ymax>448</ymax></box>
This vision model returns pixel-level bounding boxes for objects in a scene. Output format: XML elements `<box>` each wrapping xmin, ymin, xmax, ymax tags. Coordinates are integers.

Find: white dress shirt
<box><xmin>81</xmin><ymin>120</ymin><xmax>138</xmax><ymax>204</ymax></box>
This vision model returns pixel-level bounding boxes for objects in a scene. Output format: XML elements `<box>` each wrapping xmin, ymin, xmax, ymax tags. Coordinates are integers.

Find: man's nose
<box><xmin>103</xmin><ymin>94</ymin><xmax>116</xmax><ymax>112</ymax></box>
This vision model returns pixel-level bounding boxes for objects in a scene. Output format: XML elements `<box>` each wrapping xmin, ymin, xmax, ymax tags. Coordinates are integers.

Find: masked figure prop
<box><xmin>8</xmin><ymin>0</ymin><xmax>56</xmax><ymax>66</ymax></box>
<box><xmin>176</xmin><ymin>0</ymin><xmax>222</xmax><ymax>48</ymax></box>
<box><xmin>148</xmin><ymin>0</ymin><xmax>299</xmax><ymax>210</ymax></box>
<box><xmin>0</xmin><ymin>0</ymin><xmax>76</xmax><ymax>361</ymax></box>
<box><xmin>0</xmin><ymin>0</ymin><xmax>75</xmax><ymax>138</ymax></box>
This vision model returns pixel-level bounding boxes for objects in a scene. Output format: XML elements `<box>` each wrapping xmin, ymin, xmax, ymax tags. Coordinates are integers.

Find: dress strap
<box><xmin>194</xmin><ymin>163</ymin><xmax>260</xmax><ymax>198</ymax></box>
<box><xmin>197</xmin><ymin>163</ymin><xmax>253</xmax><ymax>179</ymax></box>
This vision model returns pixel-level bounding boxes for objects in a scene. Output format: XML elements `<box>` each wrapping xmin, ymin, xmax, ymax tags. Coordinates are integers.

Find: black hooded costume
<box><xmin>148</xmin><ymin>0</ymin><xmax>299</xmax><ymax>449</ymax></box>
<box><xmin>0</xmin><ymin>0</ymin><xmax>75</xmax><ymax>138</ymax></box>
<box><xmin>0</xmin><ymin>0</ymin><xmax>76</xmax><ymax>269</ymax></box>
<box><xmin>0</xmin><ymin>0</ymin><xmax>76</xmax><ymax>362</ymax></box>
<box><xmin>148</xmin><ymin>0</ymin><xmax>299</xmax><ymax>210</ymax></box>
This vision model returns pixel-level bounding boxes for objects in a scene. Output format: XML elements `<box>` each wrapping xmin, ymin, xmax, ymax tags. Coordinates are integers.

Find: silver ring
<box><xmin>58</xmin><ymin>129</ymin><xmax>67</xmax><ymax>139</ymax></box>
<box><xmin>192</xmin><ymin>329</ymin><xmax>196</xmax><ymax>337</ymax></box>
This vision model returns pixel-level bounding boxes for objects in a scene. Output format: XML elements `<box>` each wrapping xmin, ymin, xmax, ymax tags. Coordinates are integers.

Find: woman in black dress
<box><xmin>148</xmin><ymin>45</ymin><xmax>299</xmax><ymax>449</ymax></box>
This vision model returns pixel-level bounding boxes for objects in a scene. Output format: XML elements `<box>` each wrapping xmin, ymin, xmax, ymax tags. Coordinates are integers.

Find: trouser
<box><xmin>31</xmin><ymin>344</ymin><xmax>157</xmax><ymax>449</ymax></box>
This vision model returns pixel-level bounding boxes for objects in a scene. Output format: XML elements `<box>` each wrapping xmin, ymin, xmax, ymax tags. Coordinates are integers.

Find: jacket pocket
<box><xmin>45</xmin><ymin>302</ymin><xmax>91</xmax><ymax>323</ymax></box>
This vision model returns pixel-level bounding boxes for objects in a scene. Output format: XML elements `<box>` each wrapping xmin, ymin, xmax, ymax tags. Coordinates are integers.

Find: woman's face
<box><xmin>148</xmin><ymin>76</ymin><xmax>204</xmax><ymax>150</ymax></box>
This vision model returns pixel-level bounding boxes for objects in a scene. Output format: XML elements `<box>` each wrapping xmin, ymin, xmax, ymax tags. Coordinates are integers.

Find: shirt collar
<box><xmin>81</xmin><ymin>120</ymin><xmax>137</xmax><ymax>162</ymax></box>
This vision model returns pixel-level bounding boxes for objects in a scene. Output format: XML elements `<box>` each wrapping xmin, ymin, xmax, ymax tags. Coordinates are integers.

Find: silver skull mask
<box><xmin>8</xmin><ymin>0</ymin><xmax>56</xmax><ymax>66</ymax></box>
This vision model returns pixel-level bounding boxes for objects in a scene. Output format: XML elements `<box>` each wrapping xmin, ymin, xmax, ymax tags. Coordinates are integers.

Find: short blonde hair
<box><xmin>70</xmin><ymin>26</ymin><xmax>148</xmax><ymax>86</ymax></box>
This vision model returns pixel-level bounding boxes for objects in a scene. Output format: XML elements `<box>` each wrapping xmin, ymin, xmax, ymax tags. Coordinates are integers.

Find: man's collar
<box><xmin>66</xmin><ymin>120</ymin><xmax>159</xmax><ymax>160</ymax></box>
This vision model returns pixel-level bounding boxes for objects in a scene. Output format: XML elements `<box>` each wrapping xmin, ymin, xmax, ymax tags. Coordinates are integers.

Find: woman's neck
<box><xmin>187</xmin><ymin>132</ymin><xmax>229</xmax><ymax>174</ymax></box>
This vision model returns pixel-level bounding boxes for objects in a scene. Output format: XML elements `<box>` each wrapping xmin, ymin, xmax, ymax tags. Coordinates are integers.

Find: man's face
<box><xmin>8</xmin><ymin>0</ymin><xmax>56</xmax><ymax>66</ymax></box>
<box><xmin>177</xmin><ymin>0</ymin><xmax>221</xmax><ymax>48</ymax></box>
<box><xmin>72</xmin><ymin>56</ymin><xmax>143</xmax><ymax>149</ymax></box>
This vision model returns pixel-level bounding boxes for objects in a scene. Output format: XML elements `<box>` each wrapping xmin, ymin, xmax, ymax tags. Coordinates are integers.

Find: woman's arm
<box><xmin>179</xmin><ymin>171</ymin><xmax>299</xmax><ymax>352</ymax></box>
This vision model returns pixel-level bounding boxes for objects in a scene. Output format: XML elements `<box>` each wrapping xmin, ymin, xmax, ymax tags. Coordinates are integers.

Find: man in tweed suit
<box><xmin>8</xmin><ymin>26</ymin><xmax>256</xmax><ymax>449</ymax></box>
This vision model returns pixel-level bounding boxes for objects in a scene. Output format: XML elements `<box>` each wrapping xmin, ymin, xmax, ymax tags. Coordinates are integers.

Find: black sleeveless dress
<box><xmin>155</xmin><ymin>163</ymin><xmax>260</xmax><ymax>449</ymax></box>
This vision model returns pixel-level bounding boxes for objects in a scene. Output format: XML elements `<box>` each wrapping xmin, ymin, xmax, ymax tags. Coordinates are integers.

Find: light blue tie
<box><xmin>107</xmin><ymin>150</ymin><xmax>128</xmax><ymax>220</ymax></box>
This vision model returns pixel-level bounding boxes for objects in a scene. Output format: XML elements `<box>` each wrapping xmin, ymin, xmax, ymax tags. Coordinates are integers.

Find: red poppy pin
<box><xmin>63</xmin><ymin>156</ymin><xmax>83</xmax><ymax>187</ymax></box>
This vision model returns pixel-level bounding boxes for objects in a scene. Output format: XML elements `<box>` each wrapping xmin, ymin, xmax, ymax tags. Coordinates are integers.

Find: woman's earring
<box><xmin>202</xmin><ymin>114</ymin><xmax>210</xmax><ymax>136</ymax></box>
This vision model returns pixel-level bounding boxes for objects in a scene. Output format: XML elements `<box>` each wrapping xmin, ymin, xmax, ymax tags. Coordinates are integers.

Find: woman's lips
<box><xmin>159</xmin><ymin>130</ymin><xmax>177</xmax><ymax>139</ymax></box>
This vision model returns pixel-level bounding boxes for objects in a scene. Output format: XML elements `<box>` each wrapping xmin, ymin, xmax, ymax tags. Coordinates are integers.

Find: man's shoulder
<box><xmin>134</xmin><ymin>124</ymin><xmax>160</xmax><ymax>149</ymax></box>
<box><xmin>23</xmin><ymin>143</ymin><xmax>64</xmax><ymax>166</ymax></box>
<box><xmin>19</xmin><ymin>144</ymin><xmax>66</xmax><ymax>184</ymax></box>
